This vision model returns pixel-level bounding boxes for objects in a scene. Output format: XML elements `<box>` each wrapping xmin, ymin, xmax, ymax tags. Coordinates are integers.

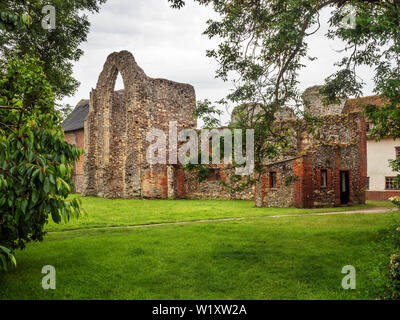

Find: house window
<box><xmin>366</xmin><ymin>177</ymin><xmax>370</xmax><ymax>190</ymax></box>
<box><xmin>270</xmin><ymin>172</ymin><xmax>277</xmax><ymax>188</ymax></box>
<box><xmin>385</xmin><ymin>177</ymin><xmax>400</xmax><ymax>190</ymax></box>
<box><xmin>321</xmin><ymin>169</ymin><xmax>327</xmax><ymax>187</ymax></box>
<box><xmin>366</xmin><ymin>122</ymin><xmax>376</xmax><ymax>133</ymax></box>
<box><xmin>395</xmin><ymin>147</ymin><xmax>400</xmax><ymax>159</ymax></box>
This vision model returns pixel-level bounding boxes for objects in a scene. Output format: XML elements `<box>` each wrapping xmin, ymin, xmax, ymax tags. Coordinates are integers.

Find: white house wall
<box><xmin>367</xmin><ymin>137</ymin><xmax>399</xmax><ymax>191</ymax></box>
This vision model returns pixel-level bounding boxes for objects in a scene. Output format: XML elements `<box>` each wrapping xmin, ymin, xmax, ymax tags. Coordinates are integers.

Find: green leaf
<box><xmin>44</xmin><ymin>178</ymin><xmax>50</xmax><ymax>194</ymax></box>
<box><xmin>0</xmin><ymin>255</ymin><xmax>7</xmax><ymax>271</ymax></box>
<box><xmin>31</xmin><ymin>190</ymin><xmax>39</xmax><ymax>204</ymax></box>
<box><xmin>21</xmin><ymin>199</ymin><xmax>28</xmax><ymax>213</ymax></box>
<box><xmin>59</xmin><ymin>164</ymin><xmax>66</xmax><ymax>177</ymax></box>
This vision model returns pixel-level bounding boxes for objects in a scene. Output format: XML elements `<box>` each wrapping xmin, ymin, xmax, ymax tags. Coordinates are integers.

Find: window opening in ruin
<box><xmin>321</xmin><ymin>169</ymin><xmax>327</xmax><ymax>187</ymax></box>
<box><xmin>270</xmin><ymin>172</ymin><xmax>277</xmax><ymax>188</ymax></box>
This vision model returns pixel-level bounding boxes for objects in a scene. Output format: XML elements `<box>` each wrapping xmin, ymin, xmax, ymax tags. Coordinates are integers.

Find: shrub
<box><xmin>0</xmin><ymin>57</ymin><xmax>82</xmax><ymax>271</ymax></box>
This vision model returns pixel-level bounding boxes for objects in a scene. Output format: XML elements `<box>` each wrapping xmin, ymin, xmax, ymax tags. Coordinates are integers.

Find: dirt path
<box><xmin>50</xmin><ymin>207</ymin><xmax>397</xmax><ymax>233</ymax></box>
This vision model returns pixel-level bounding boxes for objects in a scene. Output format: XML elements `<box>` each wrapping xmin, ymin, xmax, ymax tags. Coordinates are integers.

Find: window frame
<box><xmin>366</xmin><ymin>122</ymin><xmax>376</xmax><ymax>134</ymax></box>
<box><xmin>320</xmin><ymin>169</ymin><xmax>328</xmax><ymax>188</ymax></box>
<box><xmin>385</xmin><ymin>176</ymin><xmax>400</xmax><ymax>190</ymax></box>
<box><xmin>395</xmin><ymin>147</ymin><xmax>400</xmax><ymax>159</ymax></box>
<box><xmin>270</xmin><ymin>172</ymin><xmax>277</xmax><ymax>188</ymax></box>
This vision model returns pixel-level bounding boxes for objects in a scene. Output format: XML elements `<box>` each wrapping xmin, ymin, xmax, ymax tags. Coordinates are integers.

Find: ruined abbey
<box><xmin>63</xmin><ymin>51</ymin><xmax>367</xmax><ymax>208</ymax></box>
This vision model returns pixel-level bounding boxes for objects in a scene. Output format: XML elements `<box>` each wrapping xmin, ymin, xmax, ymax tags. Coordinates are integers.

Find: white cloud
<box><xmin>61</xmin><ymin>1</ymin><xmax>375</xmax><ymax>125</ymax></box>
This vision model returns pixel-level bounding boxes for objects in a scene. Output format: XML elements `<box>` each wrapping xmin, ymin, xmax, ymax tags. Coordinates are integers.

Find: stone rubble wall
<box><xmin>256</xmin><ymin>114</ymin><xmax>366</xmax><ymax>208</ymax></box>
<box><xmin>75</xmin><ymin>58</ymin><xmax>366</xmax><ymax>208</ymax></box>
<box><xmin>302</xmin><ymin>85</ymin><xmax>346</xmax><ymax>117</ymax></box>
<box><xmin>82</xmin><ymin>51</ymin><xmax>196</xmax><ymax>199</ymax></box>
<box><xmin>183</xmin><ymin>166</ymin><xmax>254</xmax><ymax>200</ymax></box>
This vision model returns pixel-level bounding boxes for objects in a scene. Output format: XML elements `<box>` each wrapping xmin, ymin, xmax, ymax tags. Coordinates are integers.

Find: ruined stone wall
<box><xmin>256</xmin><ymin>114</ymin><xmax>366</xmax><ymax>208</ymax></box>
<box><xmin>83</xmin><ymin>51</ymin><xmax>196</xmax><ymax>199</ymax></box>
<box><xmin>180</xmin><ymin>113</ymin><xmax>365</xmax><ymax>208</ymax></box>
<box><xmin>302</xmin><ymin>85</ymin><xmax>346</xmax><ymax>117</ymax></box>
<box><xmin>183</xmin><ymin>166</ymin><xmax>254</xmax><ymax>200</ymax></box>
<box><xmin>257</xmin><ymin>159</ymin><xmax>297</xmax><ymax>207</ymax></box>
<box><xmin>309</xmin><ymin>114</ymin><xmax>366</xmax><ymax>207</ymax></box>
<box><xmin>79</xmin><ymin>57</ymin><xmax>366</xmax><ymax>207</ymax></box>
<box><xmin>64</xmin><ymin>129</ymin><xmax>85</xmax><ymax>193</ymax></box>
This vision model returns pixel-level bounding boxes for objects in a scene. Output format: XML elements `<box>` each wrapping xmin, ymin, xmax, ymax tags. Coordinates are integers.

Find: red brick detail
<box><xmin>334</xmin><ymin>149</ymin><xmax>341</xmax><ymax>206</ymax></box>
<box><xmin>293</xmin><ymin>154</ymin><xmax>313</xmax><ymax>208</ymax></box>
<box><xmin>161</xmin><ymin>168</ymin><xmax>168</xmax><ymax>199</ymax></box>
<box><xmin>256</xmin><ymin>172</ymin><xmax>269</xmax><ymax>207</ymax></box>
<box><xmin>302</xmin><ymin>153</ymin><xmax>314</xmax><ymax>208</ymax></box>
<box><xmin>64</xmin><ymin>129</ymin><xmax>85</xmax><ymax>193</ymax></box>
<box><xmin>348</xmin><ymin>169</ymin><xmax>353</xmax><ymax>205</ymax></box>
<box><xmin>358</xmin><ymin>115</ymin><xmax>367</xmax><ymax>204</ymax></box>
<box><xmin>176</xmin><ymin>167</ymin><xmax>186</xmax><ymax>198</ymax></box>
<box><xmin>218</xmin><ymin>163</ymin><xmax>226</xmax><ymax>182</ymax></box>
<box><xmin>293</xmin><ymin>158</ymin><xmax>304</xmax><ymax>208</ymax></box>
<box><xmin>366</xmin><ymin>191</ymin><xmax>400</xmax><ymax>201</ymax></box>
<box><xmin>315</xmin><ymin>168</ymin><xmax>332</xmax><ymax>188</ymax></box>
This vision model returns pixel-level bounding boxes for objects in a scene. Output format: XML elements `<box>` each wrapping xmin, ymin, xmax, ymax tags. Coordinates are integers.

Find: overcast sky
<box><xmin>61</xmin><ymin>0</ymin><xmax>375</xmax><ymax>125</ymax></box>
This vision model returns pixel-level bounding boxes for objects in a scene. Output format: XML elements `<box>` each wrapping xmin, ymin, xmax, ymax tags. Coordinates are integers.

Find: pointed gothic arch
<box><xmin>82</xmin><ymin>51</ymin><xmax>196</xmax><ymax>199</ymax></box>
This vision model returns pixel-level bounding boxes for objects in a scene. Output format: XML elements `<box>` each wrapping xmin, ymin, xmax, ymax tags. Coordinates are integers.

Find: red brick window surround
<box><xmin>321</xmin><ymin>169</ymin><xmax>328</xmax><ymax>187</ymax></box>
<box><xmin>395</xmin><ymin>147</ymin><xmax>400</xmax><ymax>159</ymax></box>
<box><xmin>385</xmin><ymin>177</ymin><xmax>400</xmax><ymax>190</ymax></box>
<box><xmin>270</xmin><ymin>172</ymin><xmax>277</xmax><ymax>188</ymax></box>
<box><xmin>207</xmin><ymin>168</ymin><xmax>221</xmax><ymax>181</ymax></box>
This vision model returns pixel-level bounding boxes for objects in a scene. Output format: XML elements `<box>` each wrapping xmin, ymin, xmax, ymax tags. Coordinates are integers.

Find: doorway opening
<box><xmin>340</xmin><ymin>171</ymin><xmax>350</xmax><ymax>205</ymax></box>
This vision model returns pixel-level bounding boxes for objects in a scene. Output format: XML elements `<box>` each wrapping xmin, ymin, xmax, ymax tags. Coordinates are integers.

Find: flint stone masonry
<box><xmin>183</xmin><ymin>166</ymin><xmax>254</xmax><ymax>200</ymax></box>
<box><xmin>256</xmin><ymin>114</ymin><xmax>367</xmax><ymax>208</ymax></box>
<box><xmin>64</xmin><ymin>64</ymin><xmax>367</xmax><ymax>208</ymax></box>
<box><xmin>302</xmin><ymin>85</ymin><xmax>346</xmax><ymax>117</ymax></box>
<box><xmin>82</xmin><ymin>51</ymin><xmax>196</xmax><ymax>199</ymax></box>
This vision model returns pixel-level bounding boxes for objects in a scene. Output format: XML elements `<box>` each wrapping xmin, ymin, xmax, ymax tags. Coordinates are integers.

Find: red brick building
<box><xmin>253</xmin><ymin>114</ymin><xmax>367</xmax><ymax>208</ymax></box>
<box><xmin>62</xmin><ymin>99</ymin><xmax>89</xmax><ymax>193</ymax></box>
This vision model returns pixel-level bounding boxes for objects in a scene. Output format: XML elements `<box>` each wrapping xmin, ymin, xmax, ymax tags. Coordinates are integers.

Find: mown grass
<box><xmin>45</xmin><ymin>196</ymin><xmax>393</xmax><ymax>232</ymax></box>
<box><xmin>0</xmin><ymin>211</ymin><xmax>396</xmax><ymax>300</ymax></box>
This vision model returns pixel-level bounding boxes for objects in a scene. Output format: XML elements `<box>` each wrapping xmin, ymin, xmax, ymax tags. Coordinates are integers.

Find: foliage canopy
<box><xmin>168</xmin><ymin>0</ymin><xmax>400</xmax><ymax>191</ymax></box>
<box><xmin>0</xmin><ymin>0</ymin><xmax>107</xmax><ymax>99</ymax></box>
<box><xmin>0</xmin><ymin>57</ymin><xmax>83</xmax><ymax>271</ymax></box>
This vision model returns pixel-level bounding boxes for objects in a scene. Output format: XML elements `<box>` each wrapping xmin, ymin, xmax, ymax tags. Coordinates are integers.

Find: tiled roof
<box><xmin>342</xmin><ymin>95</ymin><xmax>386</xmax><ymax>114</ymax></box>
<box><xmin>62</xmin><ymin>99</ymin><xmax>89</xmax><ymax>132</ymax></box>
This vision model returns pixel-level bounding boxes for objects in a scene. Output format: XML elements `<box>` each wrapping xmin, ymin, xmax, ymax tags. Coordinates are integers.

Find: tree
<box><xmin>0</xmin><ymin>0</ymin><xmax>107</xmax><ymax>271</ymax></box>
<box><xmin>0</xmin><ymin>57</ymin><xmax>83</xmax><ymax>271</ymax></box>
<box><xmin>0</xmin><ymin>0</ymin><xmax>107</xmax><ymax>99</ymax></box>
<box><xmin>58</xmin><ymin>103</ymin><xmax>74</xmax><ymax>121</ymax></box>
<box><xmin>0</xmin><ymin>5</ymin><xmax>30</xmax><ymax>30</ymax></box>
<box><xmin>168</xmin><ymin>0</ymin><xmax>400</xmax><ymax>205</ymax></box>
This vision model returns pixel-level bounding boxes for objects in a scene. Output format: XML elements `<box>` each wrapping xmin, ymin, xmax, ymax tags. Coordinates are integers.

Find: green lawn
<box><xmin>45</xmin><ymin>196</ymin><xmax>393</xmax><ymax>232</ymax></box>
<box><xmin>0</xmin><ymin>199</ymin><xmax>397</xmax><ymax>300</ymax></box>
